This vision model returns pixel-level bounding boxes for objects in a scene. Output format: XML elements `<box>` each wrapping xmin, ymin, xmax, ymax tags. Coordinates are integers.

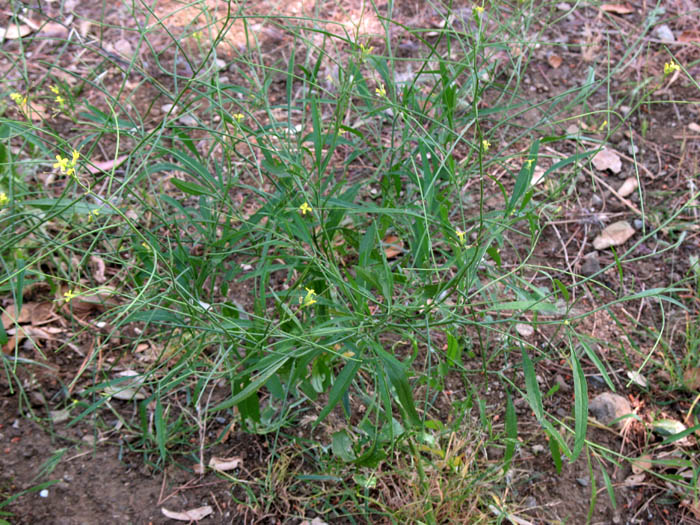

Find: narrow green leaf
<box><xmin>522</xmin><ymin>347</ymin><xmax>543</xmax><ymax>420</ymax></box>
<box><xmin>504</xmin><ymin>392</ymin><xmax>518</xmax><ymax>473</ymax></box>
<box><xmin>212</xmin><ymin>357</ymin><xmax>289</xmax><ymax>413</ymax></box>
<box><xmin>314</xmin><ymin>355</ymin><xmax>363</xmax><ymax>428</ymax></box>
<box><xmin>155</xmin><ymin>396</ymin><xmax>166</xmax><ymax>461</ymax></box>
<box><xmin>570</xmin><ymin>349</ymin><xmax>588</xmax><ymax>461</ymax></box>
<box><xmin>170</xmin><ymin>178</ymin><xmax>210</xmax><ymax>196</ymax></box>
<box><xmin>375</xmin><ymin>344</ymin><xmax>421</xmax><ymax>427</ymax></box>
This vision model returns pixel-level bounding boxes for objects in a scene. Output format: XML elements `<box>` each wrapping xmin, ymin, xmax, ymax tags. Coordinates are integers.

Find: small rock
<box><xmin>555</xmin><ymin>374</ymin><xmax>571</xmax><ymax>392</ymax></box>
<box><xmin>214</xmin><ymin>58</ymin><xmax>227</xmax><ymax>70</ymax></box>
<box><xmin>113</xmin><ymin>38</ymin><xmax>134</xmax><ymax>59</ymax></box>
<box><xmin>633</xmin><ymin>219</ymin><xmax>644</xmax><ymax>230</ymax></box>
<box><xmin>576</xmin><ymin>477</ymin><xmax>589</xmax><ymax>487</ymax></box>
<box><xmin>515</xmin><ymin>323</ymin><xmax>534</xmax><ymax>338</ymax></box>
<box><xmin>39</xmin><ymin>489</ymin><xmax>49</xmax><ymax>498</ymax></box>
<box><xmin>580</xmin><ymin>253</ymin><xmax>601</xmax><ymax>277</ymax></box>
<box><xmin>617</xmin><ymin>177</ymin><xmax>638</xmax><ymax>197</ymax></box>
<box><xmin>627</xmin><ymin>143</ymin><xmax>639</xmax><ymax>156</ymax></box>
<box><xmin>532</xmin><ymin>444</ymin><xmax>545</xmax><ymax>455</ymax></box>
<box><xmin>610</xmin><ymin>131</ymin><xmax>624</xmax><ymax>144</ymax></box>
<box><xmin>566</xmin><ymin>124</ymin><xmax>579</xmax><ymax>135</ymax></box>
<box><xmin>654</xmin><ymin>24</ymin><xmax>675</xmax><ymax>43</ymax></box>
<box><xmin>592</xmin><ymin>148</ymin><xmax>622</xmax><ymax>174</ymax></box>
<box><xmin>524</xmin><ymin>496</ymin><xmax>537</xmax><ymax>509</ymax></box>
<box><xmin>487</xmin><ymin>446</ymin><xmax>504</xmax><ymax>460</ymax></box>
<box><xmin>593</xmin><ymin>221</ymin><xmax>635</xmax><ymax>250</ymax></box>
<box><xmin>590</xmin><ymin>194</ymin><xmax>603</xmax><ymax>208</ymax></box>
<box><xmin>589</xmin><ymin>392</ymin><xmax>632</xmax><ymax>427</ymax></box>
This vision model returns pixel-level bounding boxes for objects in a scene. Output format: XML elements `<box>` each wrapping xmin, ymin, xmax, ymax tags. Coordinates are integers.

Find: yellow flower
<box><xmin>375</xmin><ymin>83</ymin><xmax>386</xmax><ymax>97</ymax></box>
<box><xmin>56</xmin><ymin>95</ymin><xmax>65</xmax><ymax>107</ymax></box>
<box><xmin>53</xmin><ymin>155</ymin><xmax>69</xmax><ymax>172</ymax></box>
<box><xmin>233</xmin><ymin>113</ymin><xmax>244</xmax><ymax>123</ymax></box>
<box><xmin>50</xmin><ymin>85</ymin><xmax>60</xmax><ymax>95</ymax></box>
<box><xmin>10</xmin><ymin>92</ymin><xmax>27</xmax><ymax>107</ymax></box>
<box><xmin>299</xmin><ymin>287</ymin><xmax>317</xmax><ymax>307</ymax></box>
<box><xmin>71</xmin><ymin>150</ymin><xmax>79</xmax><ymax>165</ymax></box>
<box><xmin>664</xmin><ymin>61</ymin><xmax>680</xmax><ymax>75</ymax></box>
<box><xmin>0</xmin><ymin>192</ymin><xmax>7</xmax><ymax>207</ymax></box>
<box><xmin>87</xmin><ymin>209</ymin><xmax>99</xmax><ymax>223</ymax></box>
<box><xmin>299</xmin><ymin>201</ymin><xmax>312</xmax><ymax>215</ymax></box>
<box><xmin>482</xmin><ymin>139</ymin><xmax>491</xmax><ymax>151</ymax></box>
<box><xmin>474</xmin><ymin>5</ymin><xmax>484</xmax><ymax>15</ymax></box>
<box><xmin>455</xmin><ymin>229</ymin><xmax>466</xmax><ymax>244</ymax></box>
<box><xmin>360</xmin><ymin>43</ymin><xmax>374</xmax><ymax>58</ymax></box>
<box><xmin>525</xmin><ymin>159</ymin><xmax>535</xmax><ymax>168</ymax></box>
<box><xmin>63</xmin><ymin>289</ymin><xmax>78</xmax><ymax>302</ymax></box>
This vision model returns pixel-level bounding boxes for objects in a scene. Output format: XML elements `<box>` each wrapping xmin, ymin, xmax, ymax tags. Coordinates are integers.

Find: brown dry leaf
<box><xmin>631</xmin><ymin>454</ymin><xmax>652</xmax><ymax>474</ymax></box>
<box><xmin>90</xmin><ymin>255</ymin><xmax>107</xmax><ymax>283</ymax></box>
<box><xmin>39</xmin><ymin>22</ymin><xmax>69</xmax><ymax>39</ymax></box>
<box><xmin>688</xmin><ymin>123</ymin><xmax>700</xmax><ymax>133</ymax></box>
<box><xmin>593</xmin><ymin>221</ymin><xmax>635</xmax><ymax>250</ymax></box>
<box><xmin>623</xmin><ymin>473</ymin><xmax>646</xmax><ymax>486</ymax></box>
<box><xmin>208</xmin><ymin>456</ymin><xmax>242</xmax><ymax>471</ymax></box>
<box><xmin>161</xmin><ymin>506</ymin><xmax>213</xmax><ymax>521</ymax></box>
<box><xmin>683</xmin><ymin>367</ymin><xmax>700</xmax><ymax>391</ymax></box>
<box><xmin>600</xmin><ymin>3</ymin><xmax>634</xmax><ymax>14</ymax></box>
<box><xmin>1</xmin><ymin>24</ymin><xmax>33</xmax><ymax>40</ymax></box>
<box><xmin>382</xmin><ymin>234</ymin><xmax>404</xmax><ymax>259</ymax></box>
<box><xmin>592</xmin><ymin>148</ymin><xmax>622</xmax><ymax>173</ymax></box>
<box><xmin>547</xmin><ymin>54</ymin><xmax>562</xmax><ymax>69</ymax></box>
<box><xmin>678</xmin><ymin>30</ymin><xmax>700</xmax><ymax>43</ymax></box>
<box><xmin>617</xmin><ymin>177</ymin><xmax>638</xmax><ymax>197</ymax></box>
<box><xmin>2</xmin><ymin>303</ymin><xmax>35</xmax><ymax>329</ymax></box>
<box><xmin>86</xmin><ymin>155</ymin><xmax>128</xmax><ymax>174</ymax></box>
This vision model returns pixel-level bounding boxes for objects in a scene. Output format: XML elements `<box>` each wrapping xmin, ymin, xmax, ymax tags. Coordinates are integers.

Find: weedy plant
<box><xmin>1</xmin><ymin>0</ymin><xmax>699</xmax><ymax>522</ymax></box>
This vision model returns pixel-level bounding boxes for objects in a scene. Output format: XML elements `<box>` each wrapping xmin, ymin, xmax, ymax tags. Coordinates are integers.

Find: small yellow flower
<box><xmin>50</xmin><ymin>85</ymin><xmax>60</xmax><ymax>95</ymax></box>
<box><xmin>192</xmin><ymin>30</ymin><xmax>202</xmax><ymax>42</ymax></box>
<box><xmin>87</xmin><ymin>209</ymin><xmax>99</xmax><ymax>223</ymax></box>
<box><xmin>233</xmin><ymin>113</ymin><xmax>244</xmax><ymax>123</ymax></box>
<box><xmin>525</xmin><ymin>159</ymin><xmax>535</xmax><ymax>168</ymax></box>
<box><xmin>56</xmin><ymin>95</ymin><xmax>65</xmax><ymax>107</ymax></box>
<box><xmin>53</xmin><ymin>155</ymin><xmax>69</xmax><ymax>173</ymax></box>
<box><xmin>375</xmin><ymin>83</ymin><xmax>386</xmax><ymax>97</ymax></box>
<box><xmin>299</xmin><ymin>287</ymin><xmax>317</xmax><ymax>307</ymax></box>
<box><xmin>598</xmin><ymin>120</ymin><xmax>607</xmax><ymax>131</ymax></box>
<box><xmin>0</xmin><ymin>192</ymin><xmax>8</xmax><ymax>207</ymax></box>
<box><xmin>482</xmin><ymin>139</ymin><xmax>491</xmax><ymax>151</ymax></box>
<box><xmin>63</xmin><ymin>289</ymin><xmax>78</xmax><ymax>302</ymax></box>
<box><xmin>664</xmin><ymin>61</ymin><xmax>680</xmax><ymax>75</ymax></box>
<box><xmin>474</xmin><ymin>5</ymin><xmax>484</xmax><ymax>15</ymax></box>
<box><xmin>10</xmin><ymin>92</ymin><xmax>27</xmax><ymax>106</ymax></box>
<box><xmin>71</xmin><ymin>150</ymin><xmax>80</xmax><ymax>165</ymax></box>
<box><xmin>360</xmin><ymin>43</ymin><xmax>374</xmax><ymax>58</ymax></box>
<box><xmin>141</xmin><ymin>242</ymin><xmax>151</xmax><ymax>251</ymax></box>
<box><xmin>455</xmin><ymin>229</ymin><xmax>466</xmax><ymax>244</ymax></box>
<box><xmin>299</xmin><ymin>201</ymin><xmax>312</xmax><ymax>215</ymax></box>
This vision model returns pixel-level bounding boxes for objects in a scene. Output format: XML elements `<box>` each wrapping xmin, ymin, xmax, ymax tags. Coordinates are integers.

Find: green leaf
<box><xmin>522</xmin><ymin>347</ymin><xmax>543</xmax><ymax>421</ymax></box>
<box><xmin>506</xmin><ymin>138</ymin><xmax>540</xmax><ymax>215</ymax></box>
<box><xmin>314</xmin><ymin>354</ymin><xmax>362</xmax><ymax>428</ymax></box>
<box><xmin>212</xmin><ymin>357</ymin><xmax>290</xmax><ymax>413</ymax></box>
<box><xmin>570</xmin><ymin>349</ymin><xmax>588</xmax><ymax>461</ymax></box>
<box><xmin>504</xmin><ymin>392</ymin><xmax>518</xmax><ymax>473</ymax></box>
<box><xmin>375</xmin><ymin>344</ymin><xmax>421</xmax><ymax>427</ymax></box>
<box><xmin>332</xmin><ymin>429</ymin><xmax>356</xmax><ymax>461</ymax></box>
<box><xmin>155</xmin><ymin>396</ymin><xmax>166</xmax><ymax>461</ymax></box>
<box><xmin>546</xmin><ymin>428</ymin><xmax>563</xmax><ymax>474</ymax></box>
<box><xmin>170</xmin><ymin>178</ymin><xmax>211</xmax><ymax>196</ymax></box>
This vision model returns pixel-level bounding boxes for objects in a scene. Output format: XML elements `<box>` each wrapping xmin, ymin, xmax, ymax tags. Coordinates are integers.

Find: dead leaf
<box><xmin>623</xmin><ymin>473</ymin><xmax>646</xmax><ymax>486</ymax></box>
<box><xmin>600</xmin><ymin>3</ymin><xmax>634</xmax><ymax>14</ymax></box>
<box><xmin>626</xmin><ymin>370</ymin><xmax>648</xmax><ymax>388</ymax></box>
<box><xmin>161</xmin><ymin>506</ymin><xmax>213</xmax><ymax>521</ymax></box>
<box><xmin>208</xmin><ymin>456</ymin><xmax>242</xmax><ymax>471</ymax></box>
<box><xmin>103</xmin><ymin>371</ymin><xmax>148</xmax><ymax>401</ymax></box>
<box><xmin>90</xmin><ymin>255</ymin><xmax>107</xmax><ymax>283</ymax></box>
<box><xmin>382</xmin><ymin>234</ymin><xmax>404</xmax><ymax>259</ymax></box>
<box><xmin>688</xmin><ymin>123</ymin><xmax>700</xmax><ymax>133</ymax></box>
<box><xmin>547</xmin><ymin>54</ymin><xmax>562</xmax><ymax>69</ymax></box>
<box><xmin>515</xmin><ymin>323</ymin><xmax>534</xmax><ymax>338</ymax></box>
<box><xmin>86</xmin><ymin>155</ymin><xmax>128</xmax><ymax>174</ymax></box>
<box><xmin>631</xmin><ymin>454</ymin><xmax>652</xmax><ymax>474</ymax></box>
<box><xmin>531</xmin><ymin>166</ymin><xmax>546</xmax><ymax>186</ymax></box>
<box><xmin>617</xmin><ymin>177</ymin><xmax>638</xmax><ymax>197</ymax></box>
<box><xmin>593</xmin><ymin>221</ymin><xmax>635</xmax><ymax>250</ymax></box>
<box><xmin>592</xmin><ymin>148</ymin><xmax>622</xmax><ymax>173</ymax></box>
<box><xmin>683</xmin><ymin>367</ymin><xmax>700</xmax><ymax>391</ymax></box>
<box><xmin>1</xmin><ymin>24</ymin><xmax>33</xmax><ymax>40</ymax></box>
<box><xmin>39</xmin><ymin>22</ymin><xmax>69</xmax><ymax>39</ymax></box>
<box><xmin>300</xmin><ymin>519</ymin><xmax>329</xmax><ymax>525</ymax></box>
<box><xmin>2</xmin><ymin>303</ymin><xmax>34</xmax><ymax>329</ymax></box>
<box><xmin>678</xmin><ymin>30</ymin><xmax>700</xmax><ymax>43</ymax></box>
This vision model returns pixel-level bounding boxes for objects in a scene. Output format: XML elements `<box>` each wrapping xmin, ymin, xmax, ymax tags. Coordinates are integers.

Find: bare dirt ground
<box><xmin>2</xmin><ymin>0</ymin><xmax>700</xmax><ymax>523</ymax></box>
